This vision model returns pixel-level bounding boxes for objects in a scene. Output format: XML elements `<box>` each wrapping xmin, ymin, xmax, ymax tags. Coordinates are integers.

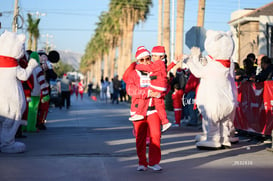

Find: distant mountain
<box><xmin>57</xmin><ymin>50</ymin><xmax>82</xmax><ymax>70</ymax></box>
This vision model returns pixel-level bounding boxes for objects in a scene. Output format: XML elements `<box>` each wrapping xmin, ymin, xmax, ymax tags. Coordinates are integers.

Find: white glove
<box><xmin>191</xmin><ymin>47</ymin><xmax>201</xmax><ymax>58</ymax></box>
<box><xmin>28</xmin><ymin>58</ymin><xmax>39</xmax><ymax>69</ymax></box>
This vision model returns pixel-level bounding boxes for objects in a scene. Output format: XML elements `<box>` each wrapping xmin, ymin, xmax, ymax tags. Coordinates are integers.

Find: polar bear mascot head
<box><xmin>205</xmin><ymin>30</ymin><xmax>234</xmax><ymax>64</ymax></box>
<box><xmin>0</xmin><ymin>30</ymin><xmax>26</xmax><ymax>59</ymax></box>
<box><xmin>0</xmin><ymin>30</ymin><xmax>38</xmax><ymax>153</ymax></box>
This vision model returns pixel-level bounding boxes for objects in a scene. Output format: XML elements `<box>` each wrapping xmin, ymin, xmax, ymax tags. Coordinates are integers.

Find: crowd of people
<box><xmin>235</xmin><ymin>53</ymin><xmax>273</xmax><ymax>82</ymax></box>
<box><xmin>98</xmin><ymin>75</ymin><xmax>128</xmax><ymax>104</ymax></box>
<box><xmin>16</xmin><ymin>49</ymin><xmax>59</xmax><ymax>138</ymax></box>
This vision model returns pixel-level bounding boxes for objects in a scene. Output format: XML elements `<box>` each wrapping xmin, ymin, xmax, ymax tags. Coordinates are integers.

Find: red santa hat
<box><xmin>135</xmin><ymin>46</ymin><xmax>150</xmax><ymax>60</ymax></box>
<box><xmin>151</xmin><ymin>46</ymin><xmax>166</xmax><ymax>56</ymax></box>
<box><xmin>176</xmin><ymin>68</ymin><xmax>183</xmax><ymax>74</ymax></box>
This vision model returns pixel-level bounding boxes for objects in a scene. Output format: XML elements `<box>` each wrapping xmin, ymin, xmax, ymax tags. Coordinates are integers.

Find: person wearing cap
<box><xmin>129</xmin><ymin>46</ymin><xmax>181</xmax><ymax>132</ymax></box>
<box><xmin>123</xmin><ymin>46</ymin><xmax>163</xmax><ymax>171</ymax></box>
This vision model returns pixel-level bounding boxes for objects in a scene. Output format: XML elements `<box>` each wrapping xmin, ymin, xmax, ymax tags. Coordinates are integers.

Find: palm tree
<box><xmin>26</xmin><ymin>13</ymin><xmax>34</xmax><ymax>50</ymax></box>
<box><xmin>175</xmin><ymin>0</ymin><xmax>185</xmax><ymax>69</ymax></box>
<box><xmin>109</xmin><ymin>0</ymin><xmax>152</xmax><ymax>77</ymax></box>
<box><xmin>163</xmin><ymin>0</ymin><xmax>170</xmax><ymax>62</ymax></box>
<box><xmin>81</xmin><ymin>0</ymin><xmax>152</xmax><ymax>86</ymax></box>
<box><xmin>32</xmin><ymin>18</ymin><xmax>40</xmax><ymax>51</ymax></box>
<box><xmin>26</xmin><ymin>13</ymin><xmax>40</xmax><ymax>51</ymax></box>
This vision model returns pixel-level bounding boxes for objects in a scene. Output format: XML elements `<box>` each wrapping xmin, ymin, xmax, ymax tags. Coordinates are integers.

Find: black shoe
<box><xmin>37</xmin><ymin>124</ymin><xmax>47</xmax><ymax>130</ymax></box>
<box><xmin>15</xmin><ymin>134</ymin><xmax>27</xmax><ymax>138</ymax></box>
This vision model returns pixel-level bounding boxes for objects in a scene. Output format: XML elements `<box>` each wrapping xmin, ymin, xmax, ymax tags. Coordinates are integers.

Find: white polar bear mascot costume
<box><xmin>184</xmin><ymin>30</ymin><xmax>237</xmax><ymax>150</ymax></box>
<box><xmin>0</xmin><ymin>31</ymin><xmax>38</xmax><ymax>153</ymax></box>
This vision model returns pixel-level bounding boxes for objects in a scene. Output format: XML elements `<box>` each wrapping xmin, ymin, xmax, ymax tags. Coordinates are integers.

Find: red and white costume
<box><xmin>134</xmin><ymin>46</ymin><xmax>176</xmax><ymax>124</ymax></box>
<box><xmin>172</xmin><ymin>89</ymin><xmax>183</xmax><ymax>126</ymax></box>
<box><xmin>78</xmin><ymin>81</ymin><xmax>84</xmax><ymax>100</ymax></box>
<box><xmin>123</xmin><ymin>57</ymin><xmax>162</xmax><ymax>167</ymax></box>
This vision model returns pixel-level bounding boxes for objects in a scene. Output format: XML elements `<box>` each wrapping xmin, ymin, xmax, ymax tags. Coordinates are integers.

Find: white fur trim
<box><xmin>172</xmin><ymin>59</ymin><xmax>178</xmax><ymax>64</ymax></box>
<box><xmin>150</xmin><ymin>85</ymin><xmax>167</xmax><ymax>92</ymax></box>
<box><xmin>136</xmin><ymin>52</ymin><xmax>150</xmax><ymax>60</ymax></box>
<box><xmin>174</xmin><ymin>108</ymin><xmax>182</xmax><ymax>111</ymax></box>
<box><xmin>151</xmin><ymin>52</ymin><xmax>165</xmax><ymax>56</ymax></box>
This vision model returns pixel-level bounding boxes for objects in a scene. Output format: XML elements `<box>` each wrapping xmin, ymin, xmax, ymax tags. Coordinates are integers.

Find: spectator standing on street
<box><xmin>109</xmin><ymin>78</ymin><xmax>114</xmax><ymax>101</ymax></box>
<box><xmin>112</xmin><ymin>75</ymin><xmax>121</xmax><ymax>104</ymax></box>
<box><xmin>120</xmin><ymin>79</ymin><xmax>127</xmax><ymax>102</ymax></box>
<box><xmin>183</xmin><ymin>71</ymin><xmax>200</xmax><ymax>126</ymax></box>
<box><xmin>101</xmin><ymin>78</ymin><xmax>110</xmax><ymax>102</ymax></box>
<box><xmin>87</xmin><ymin>81</ymin><xmax>93</xmax><ymax>97</ymax></box>
<box><xmin>59</xmin><ymin>73</ymin><xmax>72</xmax><ymax>109</ymax></box>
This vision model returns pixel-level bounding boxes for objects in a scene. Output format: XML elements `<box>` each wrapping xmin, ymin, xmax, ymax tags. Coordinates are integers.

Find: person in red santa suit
<box><xmin>123</xmin><ymin>46</ymin><xmax>164</xmax><ymax>171</ymax></box>
<box><xmin>172</xmin><ymin>83</ymin><xmax>184</xmax><ymax>127</ymax></box>
<box><xmin>78</xmin><ymin>80</ymin><xmax>85</xmax><ymax>100</ymax></box>
<box><xmin>129</xmin><ymin>46</ymin><xmax>181</xmax><ymax>132</ymax></box>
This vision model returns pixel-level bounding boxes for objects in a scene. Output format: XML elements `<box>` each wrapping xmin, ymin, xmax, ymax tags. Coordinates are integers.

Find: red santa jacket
<box><xmin>184</xmin><ymin>73</ymin><xmax>200</xmax><ymax>94</ymax></box>
<box><xmin>172</xmin><ymin>89</ymin><xmax>183</xmax><ymax>110</ymax></box>
<box><xmin>135</xmin><ymin>60</ymin><xmax>177</xmax><ymax>93</ymax></box>
<box><xmin>184</xmin><ymin>73</ymin><xmax>200</xmax><ymax>109</ymax></box>
<box><xmin>124</xmin><ymin>62</ymin><xmax>172</xmax><ymax>115</ymax></box>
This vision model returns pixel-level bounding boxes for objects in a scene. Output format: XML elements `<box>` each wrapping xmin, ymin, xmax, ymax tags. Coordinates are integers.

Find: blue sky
<box><xmin>1</xmin><ymin>0</ymin><xmax>272</xmax><ymax>55</ymax></box>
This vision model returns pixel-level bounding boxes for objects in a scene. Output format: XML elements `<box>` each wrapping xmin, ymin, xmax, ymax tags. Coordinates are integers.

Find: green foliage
<box><xmin>53</xmin><ymin>60</ymin><xmax>75</xmax><ymax>77</ymax></box>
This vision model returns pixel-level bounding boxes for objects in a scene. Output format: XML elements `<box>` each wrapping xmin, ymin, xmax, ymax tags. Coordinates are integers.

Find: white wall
<box><xmin>259</xmin><ymin>16</ymin><xmax>273</xmax><ymax>56</ymax></box>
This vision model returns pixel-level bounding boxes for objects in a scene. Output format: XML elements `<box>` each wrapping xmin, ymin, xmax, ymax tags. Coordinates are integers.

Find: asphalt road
<box><xmin>0</xmin><ymin>94</ymin><xmax>273</xmax><ymax>181</ymax></box>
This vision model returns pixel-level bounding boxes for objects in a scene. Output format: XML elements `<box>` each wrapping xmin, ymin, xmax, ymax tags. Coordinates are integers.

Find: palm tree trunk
<box><xmin>27</xmin><ymin>34</ymin><xmax>33</xmax><ymax>50</ymax></box>
<box><xmin>197</xmin><ymin>0</ymin><xmax>206</xmax><ymax>27</ymax></box>
<box><xmin>163</xmin><ymin>0</ymin><xmax>170</xmax><ymax>63</ymax></box>
<box><xmin>175</xmin><ymin>0</ymin><xmax>185</xmax><ymax>70</ymax></box>
<box><xmin>103</xmin><ymin>53</ymin><xmax>109</xmax><ymax>79</ymax></box>
<box><xmin>158</xmin><ymin>0</ymin><xmax>163</xmax><ymax>45</ymax></box>
<box><xmin>117</xmin><ymin>36</ymin><xmax>124</xmax><ymax>77</ymax></box>
<box><xmin>32</xmin><ymin>38</ymin><xmax>37</xmax><ymax>51</ymax></box>
<box><xmin>109</xmin><ymin>47</ymin><xmax>116</xmax><ymax>79</ymax></box>
<box><xmin>123</xmin><ymin>20</ymin><xmax>134</xmax><ymax>77</ymax></box>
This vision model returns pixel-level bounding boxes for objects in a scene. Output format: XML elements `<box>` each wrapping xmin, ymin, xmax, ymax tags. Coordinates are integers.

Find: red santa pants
<box><xmin>174</xmin><ymin>109</ymin><xmax>182</xmax><ymax>125</ymax></box>
<box><xmin>37</xmin><ymin>101</ymin><xmax>50</xmax><ymax>125</ymax></box>
<box><xmin>133</xmin><ymin>112</ymin><xmax>161</xmax><ymax>166</ymax></box>
<box><xmin>136</xmin><ymin>98</ymin><xmax>169</xmax><ymax>125</ymax></box>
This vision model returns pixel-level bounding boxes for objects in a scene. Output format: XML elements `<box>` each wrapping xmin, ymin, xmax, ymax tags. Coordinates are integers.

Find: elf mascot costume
<box><xmin>184</xmin><ymin>30</ymin><xmax>237</xmax><ymax>150</ymax></box>
<box><xmin>0</xmin><ymin>31</ymin><xmax>38</xmax><ymax>153</ymax></box>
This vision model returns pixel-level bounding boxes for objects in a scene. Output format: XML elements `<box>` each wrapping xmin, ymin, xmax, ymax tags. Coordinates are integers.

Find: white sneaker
<box><xmin>148</xmin><ymin>164</ymin><xmax>162</xmax><ymax>171</ymax></box>
<box><xmin>137</xmin><ymin>165</ymin><xmax>147</xmax><ymax>171</ymax></box>
<box><xmin>129</xmin><ymin>114</ymin><xmax>144</xmax><ymax>121</ymax></box>
<box><xmin>162</xmin><ymin>123</ymin><xmax>172</xmax><ymax>132</ymax></box>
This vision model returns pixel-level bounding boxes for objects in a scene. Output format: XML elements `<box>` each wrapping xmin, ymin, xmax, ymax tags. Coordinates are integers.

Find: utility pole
<box><xmin>158</xmin><ymin>0</ymin><xmax>163</xmax><ymax>45</ymax></box>
<box><xmin>197</xmin><ymin>0</ymin><xmax>205</xmax><ymax>27</ymax></box>
<box><xmin>12</xmin><ymin>0</ymin><xmax>19</xmax><ymax>32</ymax></box>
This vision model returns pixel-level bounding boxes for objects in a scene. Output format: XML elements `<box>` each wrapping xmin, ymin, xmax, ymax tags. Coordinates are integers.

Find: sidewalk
<box><xmin>0</xmin><ymin>94</ymin><xmax>273</xmax><ymax>181</ymax></box>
